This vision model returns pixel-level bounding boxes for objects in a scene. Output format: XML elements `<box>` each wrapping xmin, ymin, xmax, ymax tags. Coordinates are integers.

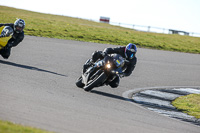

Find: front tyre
<box><xmin>76</xmin><ymin>76</ymin><xmax>84</xmax><ymax>88</ymax></box>
<box><xmin>84</xmin><ymin>71</ymin><xmax>107</xmax><ymax>92</ymax></box>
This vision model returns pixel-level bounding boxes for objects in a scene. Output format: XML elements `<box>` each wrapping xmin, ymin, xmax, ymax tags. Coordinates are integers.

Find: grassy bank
<box><xmin>172</xmin><ymin>94</ymin><xmax>200</xmax><ymax>119</ymax></box>
<box><xmin>0</xmin><ymin>6</ymin><xmax>200</xmax><ymax>54</ymax></box>
<box><xmin>0</xmin><ymin>120</ymin><xmax>53</xmax><ymax>133</ymax></box>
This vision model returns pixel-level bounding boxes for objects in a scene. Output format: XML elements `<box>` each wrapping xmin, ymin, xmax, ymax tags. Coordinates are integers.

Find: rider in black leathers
<box><xmin>0</xmin><ymin>19</ymin><xmax>25</xmax><ymax>59</ymax></box>
<box><xmin>83</xmin><ymin>43</ymin><xmax>137</xmax><ymax>88</ymax></box>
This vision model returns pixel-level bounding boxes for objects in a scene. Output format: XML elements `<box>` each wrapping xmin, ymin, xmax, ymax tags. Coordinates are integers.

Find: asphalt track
<box><xmin>0</xmin><ymin>36</ymin><xmax>200</xmax><ymax>133</ymax></box>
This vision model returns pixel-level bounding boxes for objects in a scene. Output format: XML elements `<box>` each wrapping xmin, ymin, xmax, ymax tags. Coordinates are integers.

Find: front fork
<box><xmin>83</xmin><ymin>58</ymin><xmax>93</xmax><ymax>73</ymax></box>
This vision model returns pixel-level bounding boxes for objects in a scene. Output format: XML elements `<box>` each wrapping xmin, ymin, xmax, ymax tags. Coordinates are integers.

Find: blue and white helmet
<box><xmin>14</xmin><ymin>19</ymin><xmax>25</xmax><ymax>33</ymax></box>
<box><xmin>125</xmin><ymin>43</ymin><xmax>137</xmax><ymax>59</ymax></box>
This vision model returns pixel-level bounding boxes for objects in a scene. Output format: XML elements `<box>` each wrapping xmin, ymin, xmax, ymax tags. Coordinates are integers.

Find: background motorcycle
<box><xmin>0</xmin><ymin>26</ymin><xmax>13</xmax><ymax>50</ymax></box>
<box><xmin>76</xmin><ymin>53</ymin><xmax>125</xmax><ymax>91</ymax></box>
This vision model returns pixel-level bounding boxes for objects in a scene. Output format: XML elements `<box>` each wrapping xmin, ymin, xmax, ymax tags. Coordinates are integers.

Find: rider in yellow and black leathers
<box><xmin>0</xmin><ymin>19</ymin><xmax>25</xmax><ymax>59</ymax></box>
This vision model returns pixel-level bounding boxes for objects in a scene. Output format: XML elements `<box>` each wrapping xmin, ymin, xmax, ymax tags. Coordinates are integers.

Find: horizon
<box><xmin>1</xmin><ymin>0</ymin><xmax>200</xmax><ymax>37</ymax></box>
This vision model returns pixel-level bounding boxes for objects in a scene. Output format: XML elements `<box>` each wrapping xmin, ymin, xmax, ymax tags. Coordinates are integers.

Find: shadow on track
<box><xmin>0</xmin><ymin>59</ymin><xmax>67</xmax><ymax>77</ymax></box>
<box><xmin>91</xmin><ymin>90</ymin><xmax>130</xmax><ymax>101</ymax></box>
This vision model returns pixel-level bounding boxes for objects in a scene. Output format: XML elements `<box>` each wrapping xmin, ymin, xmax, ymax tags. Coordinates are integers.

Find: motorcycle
<box><xmin>0</xmin><ymin>26</ymin><xmax>13</xmax><ymax>50</ymax></box>
<box><xmin>76</xmin><ymin>53</ymin><xmax>126</xmax><ymax>91</ymax></box>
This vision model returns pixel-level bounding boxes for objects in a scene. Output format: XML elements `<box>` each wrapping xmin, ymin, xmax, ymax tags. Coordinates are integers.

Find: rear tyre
<box><xmin>84</xmin><ymin>71</ymin><xmax>107</xmax><ymax>92</ymax></box>
<box><xmin>76</xmin><ymin>76</ymin><xmax>84</xmax><ymax>88</ymax></box>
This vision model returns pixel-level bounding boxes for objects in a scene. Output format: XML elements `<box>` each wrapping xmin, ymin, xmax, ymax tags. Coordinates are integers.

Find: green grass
<box><xmin>0</xmin><ymin>120</ymin><xmax>53</xmax><ymax>133</ymax></box>
<box><xmin>172</xmin><ymin>94</ymin><xmax>200</xmax><ymax>119</ymax></box>
<box><xmin>1</xmin><ymin>5</ymin><xmax>200</xmax><ymax>54</ymax></box>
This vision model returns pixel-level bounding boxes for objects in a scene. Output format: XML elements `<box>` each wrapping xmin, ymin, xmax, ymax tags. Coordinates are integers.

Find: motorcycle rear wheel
<box><xmin>84</xmin><ymin>71</ymin><xmax>107</xmax><ymax>92</ymax></box>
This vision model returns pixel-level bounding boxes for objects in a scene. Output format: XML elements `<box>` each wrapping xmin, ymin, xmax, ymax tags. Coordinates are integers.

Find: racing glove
<box><xmin>101</xmin><ymin>52</ymin><xmax>107</xmax><ymax>57</ymax></box>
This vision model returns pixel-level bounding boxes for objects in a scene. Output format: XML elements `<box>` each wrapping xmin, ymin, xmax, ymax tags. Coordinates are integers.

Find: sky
<box><xmin>1</xmin><ymin>0</ymin><xmax>200</xmax><ymax>35</ymax></box>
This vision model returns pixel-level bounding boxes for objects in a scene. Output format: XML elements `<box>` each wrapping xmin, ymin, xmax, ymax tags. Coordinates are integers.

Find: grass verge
<box><xmin>0</xmin><ymin>5</ymin><xmax>200</xmax><ymax>54</ymax></box>
<box><xmin>172</xmin><ymin>94</ymin><xmax>200</xmax><ymax>119</ymax></box>
<box><xmin>0</xmin><ymin>120</ymin><xmax>53</xmax><ymax>133</ymax></box>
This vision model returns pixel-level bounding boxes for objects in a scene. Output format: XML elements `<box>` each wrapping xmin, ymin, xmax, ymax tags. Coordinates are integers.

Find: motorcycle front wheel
<box><xmin>75</xmin><ymin>76</ymin><xmax>84</xmax><ymax>88</ymax></box>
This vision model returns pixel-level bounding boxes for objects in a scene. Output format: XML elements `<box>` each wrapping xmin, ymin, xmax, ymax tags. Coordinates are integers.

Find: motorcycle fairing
<box><xmin>0</xmin><ymin>26</ymin><xmax>12</xmax><ymax>50</ymax></box>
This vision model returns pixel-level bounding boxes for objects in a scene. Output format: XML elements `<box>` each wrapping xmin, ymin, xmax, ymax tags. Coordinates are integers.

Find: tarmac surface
<box><xmin>0</xmin><ymin>36</ymin><xmax>200</xmax><ymax>133</ymax></box>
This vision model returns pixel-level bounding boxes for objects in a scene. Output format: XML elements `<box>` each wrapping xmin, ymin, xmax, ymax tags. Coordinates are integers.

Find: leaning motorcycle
<box><xmin>0</xmin><ymin>26</ymin><xmax>13</xmax><ymax>50</ymax></box>
<box><xmin>76</xmin><ymin>53</ymin><xmax>125</xmax><ymax>91</ymax></box>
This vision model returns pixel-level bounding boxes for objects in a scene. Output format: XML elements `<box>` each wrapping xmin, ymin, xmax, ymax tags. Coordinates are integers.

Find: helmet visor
<box><xmin>126</xmin><ymin>50</ymin><xmax>135</xmax><ymax>59</ymax></box>
<box><xmin>16</xmin><ymin>26</ymin><xmax>23</xmax><ymax>32</ymax></box>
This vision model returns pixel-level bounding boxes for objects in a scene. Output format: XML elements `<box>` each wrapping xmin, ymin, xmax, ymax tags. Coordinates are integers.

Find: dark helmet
<box><xmin>125</xmin><ymin>43</ymin><xmax>137</xmax><ymax>59</ymax></box>
<box><xmin>14</xmin><ymin>19</ymin><xmax>25</xmax><ymax>33</ymax></box>
<box><xmin>1</xmin><ymin>26</ymin><xmax>14</xmax><ymax>37</ymax></box>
